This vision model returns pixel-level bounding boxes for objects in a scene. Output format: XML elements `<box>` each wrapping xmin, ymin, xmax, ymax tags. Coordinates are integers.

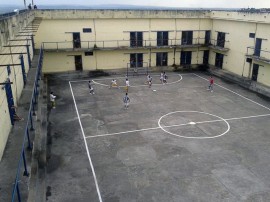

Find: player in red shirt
<box><xmin>208</xmin><ymin>76</ymin><xmax>214</xmax><ymax>92</ymax></box>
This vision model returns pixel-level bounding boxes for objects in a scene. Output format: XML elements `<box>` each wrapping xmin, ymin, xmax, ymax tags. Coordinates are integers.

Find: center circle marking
<box><xmin>158</xmin><ymin>111</ymin><xmax>230</xmax><ymax>139</ymax></box>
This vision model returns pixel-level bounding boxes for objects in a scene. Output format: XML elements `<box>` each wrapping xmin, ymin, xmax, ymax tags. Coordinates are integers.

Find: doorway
<box><xmin>156</xmin><ymin>52</ymin><xmax>168</xmax><ymax>66</ymax></box>
<box><xmin>254</xmin><ymin>38</ymin><xmax>262</xmax><ymax>57</ymax></box>
<box><xmin>180</xmin><ymin>51</ymin><xmax>192</xmax><ymax>65</ymax></box>
<box><xmin>130</xmin><ymin>53</ymin><xmax>143</xmax><ymax>67</ymax></box>
<box><xmin>252</xmin><ymin>64</ymin><xmax>259</xmax><ymax>81</ymax></box>
<box><xmin>74</xmin><ymin>55</ymin><xmax>83</xmax><ymax>71</ymax></box>
<box><xmin>73</xmin><ymin>32</ymin><xmax>81</xmax><ymax>48</ymax></box>
<box><xmin>203</xmin><ymin>50</ymin><xmax>209</xmax><ymax>65</ymax></box>
<box><xmin>215</xmin><ymin>53</ymin><xmax>224</xmax><ymax>68</ymax></box>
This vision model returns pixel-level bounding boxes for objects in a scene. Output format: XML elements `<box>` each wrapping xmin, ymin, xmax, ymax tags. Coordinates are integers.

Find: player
<box><xmin>88</xmin><ymin>80</ymin><xmax>95</xmax><ymax>95</ymax></box>
<box><xmin>50</xmin><ymin>92</ymin><xmax>56</xmax><ymax>109</ymax></box>
<box><xmin>160</xmin><ymin>72</ymin><xmax>164</xmax><ymax>84</ymax></box>
<box><xmin>163</xmin><ymin>72</ymin><xmax>168</xmax><ymax>84</ymax></box>
<box><xmin>208</xmin><ymin>76</ymin><xmax>214</xmax><ymax>92</ymax></box>
<box><xmin>148</xmin><ymin>75</ymin><xmax>153</xmax><ymax>88</ymax></box>
<box><xmin>125</xmin><ymin>78</ymin><xmax>130</xmax><ymax>92</ymax></box>
<box><xmin>123</xmin><ymin>93</ymin><xmax>130</xmax><ymax>109</ymax></box>
<box><xmin>110</xmin><ymin>79</ymin><xmax>119</xmax><ymax>89</ymax></box>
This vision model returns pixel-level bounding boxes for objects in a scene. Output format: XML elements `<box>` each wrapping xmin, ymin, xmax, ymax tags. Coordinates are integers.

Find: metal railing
<box><xmin>11</xmin><ymin>46</ymin><xmax>43</xmax><ymax>202</ymax></box>
<box><xmin>209</xmin><ymin>39</ymin><xmax>230</xmax><ymax>49</ymax></box>
<box><xmin>42</xmin><ymin>38</ymin><xmax>209</xmax><ymax>51</ymax></box>
<box><xmin>247</xmin><ymin>47</ymin><xmax>270</xmax><ymax>60</ymax></box>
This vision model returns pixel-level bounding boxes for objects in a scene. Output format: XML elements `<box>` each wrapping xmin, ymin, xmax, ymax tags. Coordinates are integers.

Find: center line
<box><xmin>85</xmin><ymin>113</ymin><xmax>270</xmax><ymax>139</ymax></box>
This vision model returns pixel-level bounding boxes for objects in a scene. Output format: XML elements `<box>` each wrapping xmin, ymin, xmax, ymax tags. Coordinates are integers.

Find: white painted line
<box><xmin>69</xmin><ymin>82</ymin><xmax>103</xmax><ymax>202</ymax></box>
<box><xmin>157</xmin><ymin>113</ymin><xmax>270</xmax><ymax>129</ymax></box>
<box><xmin>225</xmin><ymin>113</ymin><xmax>270</xmax><ymax>121</ymax></box>
<box><xmin>158</xmin><ymin>111</ymin><xmax>231</xmax><ymax>139</ymax></box>
<box><xmin>69</xmin><ymin>72</ymin><xmax>194</xmax><ymax>83</ymax></box>
<box><xmin>85</xmin><ymin>126</ymin><xmax>161</xmax><ymax>139</ymax></box>
<box><xmin>85</xmin><ymin>113</ymin><xmax>270</xmax><ymax>139</ymax></box>
<box><xmin>193</xmin><ymin>73</ymin><xmax>270</xmax><ymax>111</ymax></box>
<box><xmin>92</xmin><ymin>74</ymin><xmax>183</xmax><ymax>88</ymax></box>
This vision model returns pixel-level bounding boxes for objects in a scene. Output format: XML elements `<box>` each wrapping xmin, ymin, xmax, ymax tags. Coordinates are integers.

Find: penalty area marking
<box><xmin>92</xmin><ymin>74</ymin><xmax>182</xmax><ymax>88</ymax></box>
<box><xmin>69</xmin><ymin>72</ymin><xmax>195</xmax><ymax>83</ymax></box>
<box><xmin>85</xmin><ymin>112</ymin><xmax>270</xmax><ymax>139</ymax></box>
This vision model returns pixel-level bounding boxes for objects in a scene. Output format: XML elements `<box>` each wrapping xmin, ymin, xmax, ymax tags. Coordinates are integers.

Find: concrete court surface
<box><xmin>46</xmin><ymin>72</ymin><xmax>270</xmax><ymax>202</ymax></box>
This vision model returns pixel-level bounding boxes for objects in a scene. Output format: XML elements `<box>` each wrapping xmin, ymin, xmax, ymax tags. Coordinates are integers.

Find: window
<box><xmin>249</xmin><ymin>33</ymin><xmax>255</xmax><ymax>38</ymax></box>
<box><xmin>157</xmin><ymin>32</ymin><xmax>168</xmax><ymax>46</ymax></box>
<box><xmin>85</xmin><ymin>51</ymin><xmax>93</xmax><ymax>56</ymax></box>
<box><xmin>156</xmin><ymin>52</ymin><xmax>168</xmax><ymax>66</ymax></box>
<box><xmin>205</xmin><ymin>31</ymin><xmax>211</xmax><ymax>45</ymax></box>
<box><xmin>83</xmin><ymin>28</ymin><xmax>92</xmax><ymax>33</ymax></box>
<box><xmin>130</xmin><ymin>53</ymin><xmax>143</xmax><ymax>67</ymax></box>
<box><xmin>180</xmin><ymin>51</ymin><xmax>192</xmax><ymax>65</ymax></box>
<box><xmin>217</xmin><ymin>32</ymin><xmax>226</xmax><ymax>47</ymax></box>
<box><xmin>7</xmin><ymin>65</ymin><xmax>11</xmax><ymax>75</ymax></box>
<box><xmin>130</xmin><ymin>32</ymin><xmax>143</xmax><ymax>47</ymax></box>
<box><xmin>182</xmin><ymin>31</ymin><xmax>193</xmax><ymax>45</ymax></box>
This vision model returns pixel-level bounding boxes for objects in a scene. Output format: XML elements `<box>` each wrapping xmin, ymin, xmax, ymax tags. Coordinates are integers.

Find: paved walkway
<box><xmin>0</xmin><ymin>53</ymin><xmax>39</xmax><ymax>202</ymax></box>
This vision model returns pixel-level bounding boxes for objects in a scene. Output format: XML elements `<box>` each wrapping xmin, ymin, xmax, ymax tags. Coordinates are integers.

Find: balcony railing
<box><xmin>208</xmin><ymin>39</ymin><xmax>230</xmax><ymax>51</ymax></box>
<box><xmin>42</xmin><ymin>38</ymin><xmax>210</xmax><ymax>51</ymax></box>
<box><xmin>246</xmin><ymin>47</ymin><xmax>270</xmax><ymax>63</ymax></box>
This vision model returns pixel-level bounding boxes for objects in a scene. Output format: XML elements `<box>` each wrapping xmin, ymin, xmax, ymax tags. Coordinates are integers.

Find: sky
<box><xmin>2</xmin><ymin>0</ymin><xmax>270</xmax><ymax>8</ymax></box>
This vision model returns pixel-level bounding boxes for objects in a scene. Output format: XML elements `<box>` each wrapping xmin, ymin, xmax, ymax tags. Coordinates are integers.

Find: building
<box><xmin>1</xmin><ymin>9</ymin><xmax>270</xmax><ymax>160</ymax></box>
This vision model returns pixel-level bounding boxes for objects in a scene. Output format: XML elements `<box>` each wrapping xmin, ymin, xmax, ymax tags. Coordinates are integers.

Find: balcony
<box><xmin>208</xmin><ymin>39</ymin><xmax>230</xmax><ymax>52</ymax></box>
<box><xmin>42</xmin><ymin>38</ymin><xmax>210</xmax><ymax>52</ymax></box>
<box><xmin>246</xmin><ymin>47</ymin><xmax>270</xmax><ymax>64</ymax></box>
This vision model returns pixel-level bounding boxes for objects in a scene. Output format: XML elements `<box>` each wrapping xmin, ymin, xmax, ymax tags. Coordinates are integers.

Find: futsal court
<box><xmin>47</xmin><ymin>72</ymin><xmax>270</xmax><ymax>202</ymax></box>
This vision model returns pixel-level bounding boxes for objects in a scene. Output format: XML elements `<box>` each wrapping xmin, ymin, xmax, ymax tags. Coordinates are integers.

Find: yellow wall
<box><xmin>0</xmin><ymin>8</ymin><xmax>34</xmax><ymax>160</ymax></box>
<box><xmin>259</xmin><ymin>64</ymin><xmax>270</xmax><ymax>86</ymax></box>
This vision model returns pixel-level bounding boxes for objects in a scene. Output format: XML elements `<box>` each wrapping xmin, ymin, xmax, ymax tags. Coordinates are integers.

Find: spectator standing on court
<box><xmin>208</xmin><ymin>76</ymin><xmax>214</xmax><ymax>92</ymax></box>
<box><xmin>50</xmin><ymin>92</ymin><xmax>56</xmax><ymax>109</ymax></box>
<box><xmin>123</xmin><ymin>93</ymin><xmax>130</xmax><ymax>109</ymax></box>
<box><xmin>88</xmin><ymin>80</ymin><xmax>95</xmax><ymax>95</ymax></box>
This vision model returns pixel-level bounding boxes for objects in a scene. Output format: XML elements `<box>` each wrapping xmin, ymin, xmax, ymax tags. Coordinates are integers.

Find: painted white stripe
<box><xmin>69</xmin><ymin>72</ymin><xmax>194</xmax><ymax>83</ymax></box>
<box><xmin>92</xmin><ymin>74</ymin><xmax>182</xmax><ymax>88</ymax></box>
<box><xmin>193</xmin><ymin>73</ymin><xmax>270</xmax><ymax>111</ymax></box>
<box><xmin>85</xmin><ymin>113</ymin><xmax>270</xmax><ymax>139</ymax></box>
<box><xmin>69</xmin><ymin>82</ymin><xmax>103</xmax><ymax>202</ymax></box>
<box><xmin>85</xmin><ymin>126</ymin><xmax>161</xmax><ymax>139</ymax></box>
